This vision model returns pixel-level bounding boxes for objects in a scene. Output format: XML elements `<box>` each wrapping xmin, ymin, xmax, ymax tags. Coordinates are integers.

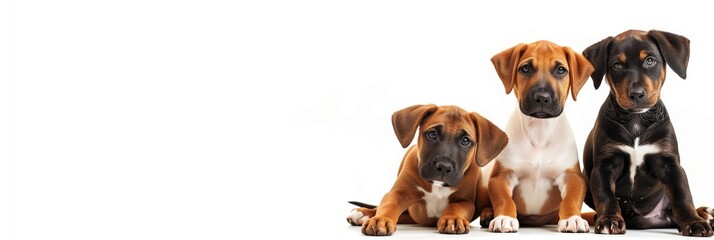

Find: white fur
<box><xmin>416</xmin><ymin>183</ymin><xmax>456</xmax><ymax>218</ymax></box>
<box><xmin>558</xmin><ymin>215</ymin><xmax>590</xmax><ymax>232</ymax></box>
<box><xmin>490</xmin><ymin>110</ymin><xmax>581</xmax><ymax>215</ymax></box>
<box><xmin>616</xmin><ymin>137</ymin><xmax>660</xmax><ymax>187</ymax></box>
<box><xmin>347</xmin><ymin>209</ymin><xmax>369</xmax><ymax>225</ymax></box>
<box><xmin>489</xmin><ymin>215</ymin><xmax>519</xmax><ymax>232</ymax></box>
<box><xmin>705</xmin><ymin>208</ymin><xmax>713</xmax><ymax>221</ymax></box>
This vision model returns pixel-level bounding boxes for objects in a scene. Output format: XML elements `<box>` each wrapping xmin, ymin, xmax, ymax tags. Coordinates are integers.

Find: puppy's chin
<box><xmin>527</xmin><ymin>112</ymin><xmax>558</xmax><ymax>119</ymax></box>
<box><xmin>629</xmin><ymin>108</ymin><xmax>651</xmax><ymax>114</ymax></box>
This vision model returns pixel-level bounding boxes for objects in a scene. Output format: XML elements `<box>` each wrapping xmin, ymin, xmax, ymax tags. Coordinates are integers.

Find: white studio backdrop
<box><xmin>1</xmin><ymin>0</ymin><xmax>712</xmax><ymax>239</ymax></box>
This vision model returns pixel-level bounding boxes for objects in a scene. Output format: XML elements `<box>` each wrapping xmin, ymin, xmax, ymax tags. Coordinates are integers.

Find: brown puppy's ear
<box><xmin>470</xmin><ymin>112</ymin><xmax>508</xmax><ymax>167</ymax></box>
<box><xmin>491</xmin><ymin>43</ymin><xmax>528</xmax><ymax>94</ymax></box>
<box><xmin>582</xmin><ymin>36</ymin><xmax>613</xmax><ymax>89</ymax></box>
<box><xmin>648</xmin><ymin>30</ymin><xmax>690</xmax><ymax>79</ymax></box>
<box><xmin>563</xmin><ymin>46</ymin><xmax>595</xmax><ymax>101</ymax></box>
<box><xmin>391</xmin><ymin>104</ymin><xmax>438</xmax><ymax>148</ymax></box>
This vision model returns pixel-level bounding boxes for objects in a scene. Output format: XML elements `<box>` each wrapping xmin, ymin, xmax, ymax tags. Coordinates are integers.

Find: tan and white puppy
<box><xmin>484</xmin><ymin>40</ymin><xmax>594</xmax><ymax>233</ymax></box>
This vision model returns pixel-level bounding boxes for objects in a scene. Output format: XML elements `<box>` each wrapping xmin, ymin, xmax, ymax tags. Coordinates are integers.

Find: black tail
<box><xmin>348</xmin><ymin>201</ymin><xmax>377</xmax><ymax>209</ymax></box>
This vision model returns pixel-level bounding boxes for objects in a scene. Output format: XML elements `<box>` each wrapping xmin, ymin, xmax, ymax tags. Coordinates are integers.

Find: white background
<box><xmin>1</xmin><ymin>0</ymin><xmax>713</xmax><ymax>239</ymax></box>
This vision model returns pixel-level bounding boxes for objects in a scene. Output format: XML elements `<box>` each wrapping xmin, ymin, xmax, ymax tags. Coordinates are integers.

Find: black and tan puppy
<box><xmin>582</xmin><ymin>29</ymin><xmax>714</xmax><ymax>236</ymax></box>
<box><xmin>346</xmin><ymin>104</ymin><xmax>508</xmax><ymax>236</ymax></box>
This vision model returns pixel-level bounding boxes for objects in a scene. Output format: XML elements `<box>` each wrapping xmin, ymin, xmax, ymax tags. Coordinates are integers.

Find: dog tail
<box><xmin>348</xmin><ymin>201</ymin><xmax>377</xmax><ymax>209</ymax></box>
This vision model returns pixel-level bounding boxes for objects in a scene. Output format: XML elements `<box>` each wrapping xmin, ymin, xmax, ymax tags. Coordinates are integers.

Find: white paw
<box><xmin>489</xmin><ymin>215</ymin><xmax>519</xmax><ymax>233</ymax></box>
<box><xmin>346</xmin><ymin>209</ymin><xmax>369</xmax><ymax>226</ymax></box>
<box><xmin>558</xmin><ymin>215</ymin><xmax>590</xmax><ymax>233</ymax></box>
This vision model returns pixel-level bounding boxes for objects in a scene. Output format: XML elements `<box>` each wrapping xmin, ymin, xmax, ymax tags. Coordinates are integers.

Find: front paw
<box><xmin>558</xmin><ymin>215</ymin><xmax>590</xmax><ymax>233</ymax></box>
<box><xmin>346</xmin><ymin>208</ymin><xmax>371</xmax><ymax>226</ymax></box>
<box><xmin>361</xmin><ymin>216</ymin><xmax>396</xmax><ymax>236</ymax></box>
<box><xmin>678</xmin><ymin>218</ymin><xmax>713</xmax><ymax>237</ymax></box>
<box><xmin>489</xmin><ymin>215</ymin><xmax>519</xmax><ymax>233</ymax></box>
<box><xmin>437</xmin><ymin>215</ymin><xmax>470</xmax><ymax>234</ymax></box>
<box><xmin>594</xmin><ymin>214</ymin><xmax>626</xmax><ymax>234</ymax></box>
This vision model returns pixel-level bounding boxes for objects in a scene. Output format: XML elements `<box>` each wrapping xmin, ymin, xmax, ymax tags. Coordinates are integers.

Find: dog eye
<box><xmin>613</xmin><ymin>62</ymin><xmax>623</xmax><ymax>70</ymax></box>
<box><xmin>556</xmin><ymin>66</ymin><xmax>567</xmax><ymax>75</ymax></box>
<box><xmin>460</xmin><ymin>137</ymin><xmax>471</xmax><ymax>147</ymax></box>
<box><xmin>519</xmin><ymin>64</ymin><xmax>531</xmax><ymax>74</ymax></box>
<box><xmin>426</xmin><ymin>130</ymin><xmax>438</xmax><ymax>140</ymax></box>
<box><xmin>645</xmin><ymin>57</ymin><xmax>657</xmax><ymax>66</ymax></box>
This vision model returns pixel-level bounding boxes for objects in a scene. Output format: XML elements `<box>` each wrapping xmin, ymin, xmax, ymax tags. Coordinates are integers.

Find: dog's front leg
<box><xmin>437</xmin><ymin>200</ymin><xmax>475</xmax><ymax>234</ymax></box>
<box><xmin>650</xmin><ymin>156</ymin><xmax>713</xmax><ymax>237</ymax></box>
<box><xmin>556</xmin><ymin>167</ymin><xmax>590</xmax><ymax>233</ymax></box>
<box><xmin>590</xmin><ymin>154</ymin><xmax>626</xmax><ymax>234</ymax></box>
<box><xmin>361</xmin><ymin>188</ymin><xmax>420</xmax><ymax>236</ymax></box>
<box><xmin>488</xmin><ymin>168</ymin><xmax>519</xmax><ymax>233</ymax></box>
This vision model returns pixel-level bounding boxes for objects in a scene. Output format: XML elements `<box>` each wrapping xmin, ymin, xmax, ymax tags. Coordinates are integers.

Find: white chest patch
<box><xmin>416</xmin><ymin>184</ymin><xmax>456</xmax><ymax>218</ymax></box>
<box><xmin>617</xmin><ymin>137</ymin><xmax>660</xmax><ymax>186</ymax></box>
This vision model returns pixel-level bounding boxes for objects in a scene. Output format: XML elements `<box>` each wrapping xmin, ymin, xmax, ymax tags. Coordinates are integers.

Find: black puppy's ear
<box><xmin>391</xmin><ymin>104</ymin><xmax>438</xmax><ymax>148</ymax></box>
<box><xmin>648</xmin><ymin>30</ymin><xmax>690</xmax><ymax>79</ymax></box>
<box><xmin>583</xmin><ymin>37</ymin><xmax>613</xmax><ymax>89</ymax></box>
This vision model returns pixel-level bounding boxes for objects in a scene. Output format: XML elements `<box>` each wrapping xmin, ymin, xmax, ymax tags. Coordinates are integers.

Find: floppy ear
<box><xmin>470</xmin><ymin>112</ymin><xmax>508</xmax><ymax>167</ymax></box>
<box><xmin>582</xmin><ymin>36</ymin><xmax>613</xmax><ymax>89</ymax></box>
<box><xmin>391</xmin><ymin>104</ymin><xmax>438</xmax><ymax>148</ymax></box>
<box><xmin>648</xmin><ymin>30</ymin><xmax>690</xmax><ymax>79</ymax></box>
<box><xmin>491</xmin><ymin>43</ymin><xmax>528</xmax><ymax>94</ymax></box>
<box><xmin>563</xmin><ymin>46</ymin><xmax>594</xmax><ymax>101</ymax></box>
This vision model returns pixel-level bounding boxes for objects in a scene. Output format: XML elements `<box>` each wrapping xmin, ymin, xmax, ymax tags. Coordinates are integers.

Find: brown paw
<box><xmin>437</xmin><ymin>216</ymin><xmax>470</xmax><ymax>234</ymax></box>
<box><xmin>594</xmin><ymin>214</ymin><xmax>626</xmax><ymax>234</ymax></box>
<box><xmin>479</xmin><ymin>207</ymin><xmax>494</xmax><ymax>228</ymax></box>
<box><xmin>361</xmin><ymin>216</ymin><xmax>396</xmax><ymax>236</ymax></box>
<box><xmin>696</xmin><ymin>207</ymin><xmax>714</xmax><ymax>228</ymax></box>
<box><xmin>679</xmin><ymin>218</ymin><xmax>713</xmax><ymax>237</ymax></box>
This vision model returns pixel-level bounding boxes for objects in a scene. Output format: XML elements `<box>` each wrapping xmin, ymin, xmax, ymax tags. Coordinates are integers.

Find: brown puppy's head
<box><xmin>583</xmin><ymin>30</ymin><xmax>690</xmax><ymax>112</ymax></box>
<box><xmin>491</xmin><ymin>41</ymin><xmax>594</xmax><ymax>118</ymax></box>
<box><xmin>391</xmin><ymin>104</ymin><xmax>508</xmax><ymax>187</ymax></box>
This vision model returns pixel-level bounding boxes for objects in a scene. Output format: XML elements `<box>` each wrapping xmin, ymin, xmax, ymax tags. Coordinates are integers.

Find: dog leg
<box><xmin>590</xmin><ymin>158</ymin><xmax>626</xmax><ymax>234</ymax></box>
<box><xmin>488</xmin><ymin>169</ymin><xmax>519</xmax><ymax>233</ymax></box>
<box><xmin>556</xmin><ymin>168</ymin><xmax>590</xmax><ymax>233</ymax></box>
<box><xmin>361</xmin><ymin>189</ymin><xmax>421</xmax><ymax>236</ymax></box>
<box><xmin>649</xmin><ymin>157</ymin><xmax>713</xmax><ymax>236</ymax></box>
<box><xmin>347</xmin><ymin>207</ymin><xmax>375</xmax><ymax>226</ymax></box>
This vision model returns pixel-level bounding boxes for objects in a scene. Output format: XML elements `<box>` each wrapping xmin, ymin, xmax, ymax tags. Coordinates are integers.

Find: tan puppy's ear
<box><xmin>391</xmin><ymin>104</ymin><xmax>438</xmax><ymax>148</ymax></box>
<box><xmin>564</xmin><ymin>46</ymin><xmax>595</xmax><ymax>101</ymax></box>
<box><xmin>491</xmin><ymin>43</ymin><xmax>528</xmax><ymax>94</ymax></box>
<box><xmin>470</xmin><ymin>112</ymin><xmax>508</xmax><ymax>167</ymax></box>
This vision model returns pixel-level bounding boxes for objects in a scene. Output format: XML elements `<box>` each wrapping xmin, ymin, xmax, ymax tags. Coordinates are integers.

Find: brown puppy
<box><xmin>485</xmin><ymin>40</ymin><xmax>594</xmax><ymax>233</ymax></box>
<box><xmin>347</xmin><ymin>104</ymin><xmax>508</xmax><ymax>236</ymax></box>
<box><xmin>582</xmin><ymin>29</ymin><xmax>714</xmax><ymax>236</ymax></box>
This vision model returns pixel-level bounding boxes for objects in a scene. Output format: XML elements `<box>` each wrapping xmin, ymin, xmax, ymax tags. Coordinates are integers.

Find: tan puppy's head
<box><xmin>391</xmin><ymin>104</ymin><xmax>508</xmax><ymax>187</ymax></box>
<box><xmin>491</xmin><ymin>40</ymin><xmax>594</xmax><ymax>118</ymax></box>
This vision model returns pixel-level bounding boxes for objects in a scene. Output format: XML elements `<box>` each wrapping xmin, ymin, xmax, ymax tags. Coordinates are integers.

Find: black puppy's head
<box><xmin>583</xmin><ymin>30</ymin><xmax>690</xmax><ymax>112</ymax></box>
<box><xmin>391</xmin><ymin>105</ymin><xmax>508</xmax><ymax>187</ymax></box>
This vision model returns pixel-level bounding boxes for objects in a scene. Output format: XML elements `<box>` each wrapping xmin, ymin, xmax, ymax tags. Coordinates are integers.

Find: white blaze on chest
<box><xmin>617</xmin><ymin>137</ymin><xmax>660</xmax><ymax>186</ymax></box>
<box><xmin>416</xmin><ymin>184</ymin><xmax>456</xmax><ymax>218</ymax></box>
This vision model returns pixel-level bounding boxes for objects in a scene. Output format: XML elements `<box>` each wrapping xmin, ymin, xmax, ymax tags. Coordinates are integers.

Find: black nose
<box><xmin>435</xmin><ymin>161</ymin><xmax>454</xmax><ymax>174</ymax></box>
<box><xmin>534</xmin><ymin>92</ymin><xmax>552</xmax><ymax>104</ymax></box>
<box><xmin>628</xmin><ymin>87</ymin><xmax>646</xmax><ymax>103</ymax></box>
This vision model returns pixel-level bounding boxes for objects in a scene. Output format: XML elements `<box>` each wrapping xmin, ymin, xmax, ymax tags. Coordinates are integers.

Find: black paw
<box><xmin>678</xmin><ymin>218</ymin><xmax>713</xmax><ymax>237</ymax></box>
<box><xmin>594</xmin><ymin>214</ymin><xmax>626</xmax><ymax>234</ymax></box>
